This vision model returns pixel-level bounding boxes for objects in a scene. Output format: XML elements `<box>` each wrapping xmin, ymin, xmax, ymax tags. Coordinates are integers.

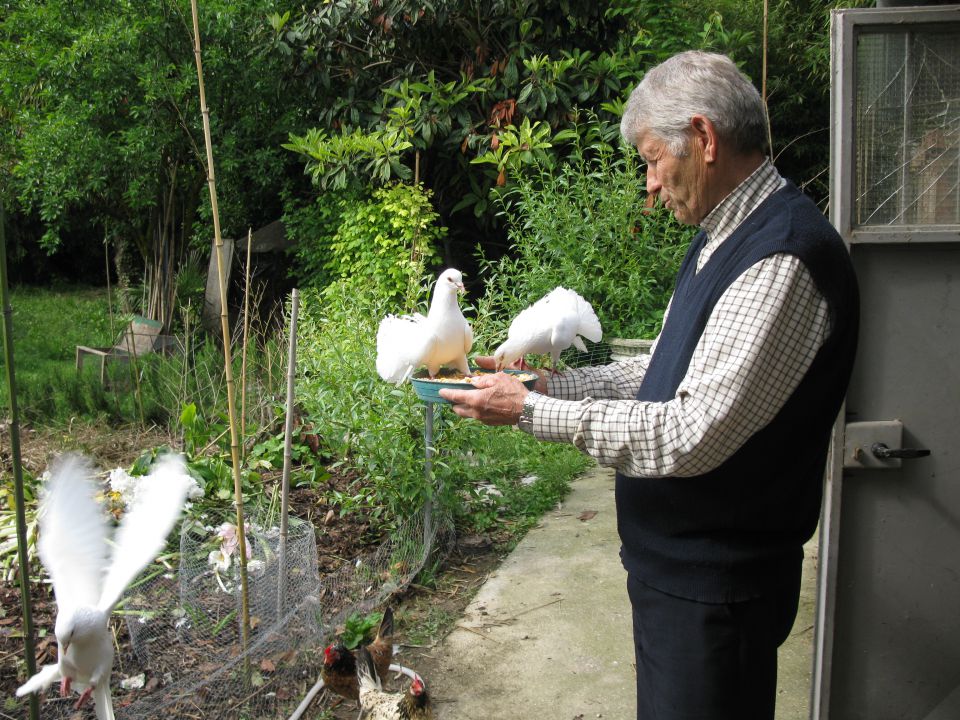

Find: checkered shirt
<box><xmin>523</xmin><ymin>160</ymin><xmax>831</xmax><ymax>477</ymax></box>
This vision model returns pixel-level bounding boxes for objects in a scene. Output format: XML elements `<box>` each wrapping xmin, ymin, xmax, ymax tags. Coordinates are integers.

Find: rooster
<box><xmin>321</xmin><ymin>607</ymin><xmax>396</xmax><ymax>703</ymax></box>
<box><xmin>357</xmin><ymin>646</ymin><xmax>432</xmax><ymax>720</ymax></box>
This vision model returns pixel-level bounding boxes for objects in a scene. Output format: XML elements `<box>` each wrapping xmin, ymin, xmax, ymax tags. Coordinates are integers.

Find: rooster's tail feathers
<box><xmin>356</xmin><ymin>646</ymin><xmax>381</xmax><ymax>692</ymax></box>
<box><xmin>377</xmin><ymin>606</ymin><xmax>394</xmax><ymax>642</ymax></box>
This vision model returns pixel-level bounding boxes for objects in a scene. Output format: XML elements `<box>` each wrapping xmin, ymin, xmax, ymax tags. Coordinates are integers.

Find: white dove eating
<box><xmin>17</xmin><ymin>454</ymin><xmax>193</xmax><ymax>719</ymax></box>
<box><xmin>376</xmin><ymin>267</ymin><xmax>473</xmax><ymax>383</ymax></box>
<box><xmin>493</xmin><ymin>286</ymin><xmax>602</xmax><ymax>373</ymax></box>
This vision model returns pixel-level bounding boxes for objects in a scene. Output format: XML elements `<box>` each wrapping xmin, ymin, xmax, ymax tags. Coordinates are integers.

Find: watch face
<box><xmin>518</xmin><ymin>393</ymin><xmax>538</xmax><ymax>431</ymax></box>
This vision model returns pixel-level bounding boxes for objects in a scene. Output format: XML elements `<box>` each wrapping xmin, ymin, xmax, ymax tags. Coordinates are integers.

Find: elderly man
<box><xmin>441</xmin><ymin>50</ymin><xmax>859</xmax><ymax>719</ymax></box>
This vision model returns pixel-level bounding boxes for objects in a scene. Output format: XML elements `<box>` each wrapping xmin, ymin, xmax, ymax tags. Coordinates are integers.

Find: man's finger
<box><xmin>439</xmin><ymin>387</ymin><xmax>471</xmax><ymax>404</ymax></box>
<box><xmin>473</xmin><ymin>355</ymin><xmax>497</xmax><ymax>370</ymax></box>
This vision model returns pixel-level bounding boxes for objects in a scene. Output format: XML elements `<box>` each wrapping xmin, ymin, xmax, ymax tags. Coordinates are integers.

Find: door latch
<box><xmin>870</xmin><ymin>443</ymin><xmax>930</xmax><ymax>460</ymax></box>
<box><xmin>844</xmin><ymin>420</ymin><xmax>930</xmax><ymax>469</ymax></box>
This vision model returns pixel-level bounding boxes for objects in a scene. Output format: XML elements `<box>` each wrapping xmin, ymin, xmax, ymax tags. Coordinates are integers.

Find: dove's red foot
<box><xmin>74</xmin><ymin>686</ymin><xmax>94</xmax><ymax>709</ymax></box>
<box><xmin>60</xmin><ymin>676</ymin><xmax>72</xmax><ymax>697</ymax></box>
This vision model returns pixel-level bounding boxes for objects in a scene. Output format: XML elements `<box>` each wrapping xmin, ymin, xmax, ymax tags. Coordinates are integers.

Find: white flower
<box><xmin>184</xmin><ymin>476</ymin><xmax>204</xmax><ymax>500</ymax></box>
<box><xmin>109</xmin><ymin>467</ymin><xmax>139</xmax><ymax>506</ymax></box>
<box><xmin>208</xmin><ymin>548</ymin><xmax>231</xmax><ymax>571</ymax></box>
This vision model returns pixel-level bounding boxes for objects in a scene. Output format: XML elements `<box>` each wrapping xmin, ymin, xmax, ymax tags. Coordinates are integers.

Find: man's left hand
<box><xmin>439</xmin><ymin>372</ymin><xmax>529</xmax><ymax>425</ymax></box>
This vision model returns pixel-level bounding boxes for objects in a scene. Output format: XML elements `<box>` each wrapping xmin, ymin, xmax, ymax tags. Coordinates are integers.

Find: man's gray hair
<box><xmin>620</xmin><ymin>51</ymin><xmax>768</xmax><ymax>157</ymax></box>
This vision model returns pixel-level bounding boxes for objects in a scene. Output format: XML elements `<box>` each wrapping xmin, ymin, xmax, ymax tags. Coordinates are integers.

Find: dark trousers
<box><xmin>627</xmin><ymin>573</ymin><xmax>801</xmax><ymax>720</ymax></box>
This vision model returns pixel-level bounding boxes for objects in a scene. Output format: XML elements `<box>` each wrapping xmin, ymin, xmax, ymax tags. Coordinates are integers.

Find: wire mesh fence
<box><xmin>30</xmin><ymin>498</ymin><xmax>451</xmax><ymax>720</ymax></box>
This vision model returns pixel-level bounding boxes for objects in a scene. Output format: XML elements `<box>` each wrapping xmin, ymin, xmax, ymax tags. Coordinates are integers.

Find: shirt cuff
<box><xmin>518</xmin><ymin>392</ymin><xmax>585</xmax><ymax>443</ymax></box>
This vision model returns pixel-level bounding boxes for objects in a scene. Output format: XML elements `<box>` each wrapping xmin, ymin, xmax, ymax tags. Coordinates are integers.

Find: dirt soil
<box><xmin>0</xmin><ymin>422</ymin><xmax>506</xmax><ymax>719</ymax></box>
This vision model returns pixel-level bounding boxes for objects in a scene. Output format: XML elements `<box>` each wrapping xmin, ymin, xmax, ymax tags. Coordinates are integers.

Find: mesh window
<box><xmin>855</xmin><ymin>27</ymin><xmax>960</xmax><ymax>226</ymax></box>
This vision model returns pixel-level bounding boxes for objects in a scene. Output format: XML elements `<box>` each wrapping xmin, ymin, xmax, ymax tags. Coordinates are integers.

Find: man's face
<box><xmin>637</xmin><ymin>131</ymin><xmax>708</xmax><ymax>226</ymax></box>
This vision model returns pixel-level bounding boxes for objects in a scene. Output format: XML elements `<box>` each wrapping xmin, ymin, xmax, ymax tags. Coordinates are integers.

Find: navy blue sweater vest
<box><xmin>615</xmin><ymin>181</ymin><xmax>859</xmax><ymax>602</ymax></box>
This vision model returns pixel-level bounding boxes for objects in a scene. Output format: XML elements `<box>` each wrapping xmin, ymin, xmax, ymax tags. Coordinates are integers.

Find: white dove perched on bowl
<box><xmin>493</xmin><ymin>286</ymin><xmax>602</xmax><ymax>372</ymax></box>
<box><xmin>376</xmin><ymin>268</ymin><xmax>473</xmax><ymax>383</ymax></box>
<box><xmin>17</xmin><ymin>454</ymin><xmax>194</xmax><ymax>719</ymax></box>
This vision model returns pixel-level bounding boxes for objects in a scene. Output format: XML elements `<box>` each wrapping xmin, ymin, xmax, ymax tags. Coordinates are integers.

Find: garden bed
<box><xmin>0</xmin><ymin>420</ymin><xmax>506</xmax><ymax>719</ymax></box>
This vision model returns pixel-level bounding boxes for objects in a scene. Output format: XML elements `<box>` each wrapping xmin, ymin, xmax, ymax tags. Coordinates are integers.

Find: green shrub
<box><xmin>295</xmin><ymin>280</ymin><xmax>426</xmax><ymax>520</ymax></box>
<box><xmin>482</xmin><ymin>151</ymin><xmax>695</xmax><ymax>341</ymax></box>
<box><xmin>324</xmin><ymin>184</ymin><xmax>446</xmax><ymax>304</ymax></box>
<box><xmin>294</xmin><ymin>278</ymin><xmax>589</xmax><ymax>527</ymax></box>
<box><xmin>283</xmin><ymin>188</ymin><xmax>356</xmax><ymax>290</ymax></box>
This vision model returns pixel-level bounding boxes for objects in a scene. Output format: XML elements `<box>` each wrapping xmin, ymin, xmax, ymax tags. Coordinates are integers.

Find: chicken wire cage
<box><xmin>30</xmin><ymin>501</ymin><xmax>450</xmax><ymax>719</ymax></box>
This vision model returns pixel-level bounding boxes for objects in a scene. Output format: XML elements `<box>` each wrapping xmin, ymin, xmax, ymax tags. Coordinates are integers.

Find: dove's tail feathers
<box><xmin>376</xmin><ymin>314</ymin><xmax>424</xmax><ymax>383</ymax></box>
<box><xmin>94</xmin><ymin>681</ymin><xmax>115</xmax><ymax>720</ymax></box>
<box><xmin>16</xmin><ymin>663</ymin><xmax>61</xmax><ymax>697</ymax></box>
<box><xmin>99</xmin><ymin>454</ymin><xmax>192</xmax><ymax>612</ymax></box>
<box><xmin>356</xmin><ymin>646</ymin><xmax>381</xmax><ymax>693</ymax></box>
<box><xmin>575</xmin><ymin>298</ymin><xmax>603</xmax><ymax>343</ymax></box>
<box><xmin>39</xmin><ymin>455</ymin><xmax>111</xmax><ymax>613</ymax></box>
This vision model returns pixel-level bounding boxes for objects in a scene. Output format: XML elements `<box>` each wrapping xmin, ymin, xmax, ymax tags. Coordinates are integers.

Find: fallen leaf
<box><xmin>578</xmin><ymin>510</ymin><xmax>598</xmax><ymax>522</ymax></box>
<box><xmin>260</xmin><ymin>658</ymin><xmax>276</xmax><ymax>673</ymax></box>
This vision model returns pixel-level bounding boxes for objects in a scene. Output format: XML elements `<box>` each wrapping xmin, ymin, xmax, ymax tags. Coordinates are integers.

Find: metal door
<box><xmin>813</xmin><ymin>6</ymin><xmax>960</xmax><ymax>720</ymax></box>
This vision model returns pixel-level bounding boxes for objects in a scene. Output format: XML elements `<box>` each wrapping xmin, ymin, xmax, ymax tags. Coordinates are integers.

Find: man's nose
<box><xmin>645</xmin><ymin>168</ymin><xmax>661</xmax><ymax>195</ymax></box>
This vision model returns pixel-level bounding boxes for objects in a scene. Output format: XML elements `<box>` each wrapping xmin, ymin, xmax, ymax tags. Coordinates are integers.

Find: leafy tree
<box><xmin>0</xmin><ymin>0</ymin><xmax>308</xmax><ymax>322</ymax></box>
<box><xmin>277</xmin><ymin>0</ymin><xmax>735</xmax><ymax>269</ymax></box>
<box><xmin>279</xmin><ymin>0</ymin><xmax>879</xmax><ymax>272</ymax></box>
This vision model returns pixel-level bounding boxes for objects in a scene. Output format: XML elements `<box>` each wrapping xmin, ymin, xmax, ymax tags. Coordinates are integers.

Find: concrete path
<box><xmin>428</xmin><ymin>465</ymin><xmax>817</xmax><ymax>720</ymax></box>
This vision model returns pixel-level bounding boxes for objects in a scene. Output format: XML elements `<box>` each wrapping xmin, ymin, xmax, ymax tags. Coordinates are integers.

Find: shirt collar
<box><xmin>697</xmin><ymin>159</ymin><xmax>785</xmax><ymax>271</ymax></box>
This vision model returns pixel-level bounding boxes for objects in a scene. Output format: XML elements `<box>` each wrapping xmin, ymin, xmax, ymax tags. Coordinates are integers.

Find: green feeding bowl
<box><xmin>410</xmin><ymin>368</ymin><xmax>539</xmax><ymax>405</ymax></box>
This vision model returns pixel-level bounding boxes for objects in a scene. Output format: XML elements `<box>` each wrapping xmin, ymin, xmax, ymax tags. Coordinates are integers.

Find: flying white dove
<box><xmin>376</xmin><ymin>268</ymin><xmax>473</xmax><ymax>383</ymax></box>
<box><xmin>17</xmin><ymin>454</ymin><xmax>194</xmax><ymax>719</ymax></box>
<box><xmin>493</xmin><ymin>286</ymin><xmax>602</xmax><ymax>372</ymax></box>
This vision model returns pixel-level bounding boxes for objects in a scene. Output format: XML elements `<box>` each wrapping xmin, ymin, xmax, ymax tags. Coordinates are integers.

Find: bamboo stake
<box><xmin>0</xmin><ymin>202</ymin><xmax>40</xmax><ymax>720</ymax></box>
<box><xmin>104</xmin><ymin>233</ymin><xmax>115</xmax><ymax>338</ymax></box>
<box><xmin>762</xmin><ymin>0</ymin><xmax>774</xmax><ymax>162</ymax></box>
<box><xmin>189</xmin><ymin>0</ymin><xmax>251</xmax><ymax>654</ymax></box>
<box><xmin>240</xmin><ymin>228</ymin><xmax>252</xmax><ymax>457</ymax></box>
<box><xmin>277</xmin><ymin>288</ymin><xmax>299</xmax><ymax>617</ymax></box>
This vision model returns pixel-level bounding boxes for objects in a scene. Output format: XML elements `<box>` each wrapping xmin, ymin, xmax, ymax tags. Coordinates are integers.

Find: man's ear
<box><xmin>689</xmin><ymin>114</ymin><xmax>718</xmax><ymax>163</ymax></box>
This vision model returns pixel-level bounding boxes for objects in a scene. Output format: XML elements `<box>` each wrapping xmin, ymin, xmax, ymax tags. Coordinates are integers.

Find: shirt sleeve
<box><xmin>523</xmin><ymin>254</ymin><xmax>830</xmax><ymax>477</ymax></box>
<box><xmin>545</xmin><ymin>296</ymin><xmax>673</xmax><ymax>401</ymax></box>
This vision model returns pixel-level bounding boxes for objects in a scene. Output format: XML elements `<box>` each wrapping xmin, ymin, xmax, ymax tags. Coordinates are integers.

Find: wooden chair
<box><xmin>76</xmin><ymin>316</ymin><xmax>164</xmax><ymax>384</ymax></box>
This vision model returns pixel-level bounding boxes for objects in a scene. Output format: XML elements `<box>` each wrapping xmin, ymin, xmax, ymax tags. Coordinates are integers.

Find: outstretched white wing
<box><xmin>16</xmin><ymin>663</ymin><xmax>61</xmax><ymax>697</ymax></box>
<box><xmin>98</xmin><ymin>454</ymin><xmax>192</xmax><ymax>613</ymax></box>
<box><xmin>37</xmin><ymin>455</ymin><xmax>110</xmax><ymax>621</ymax></box>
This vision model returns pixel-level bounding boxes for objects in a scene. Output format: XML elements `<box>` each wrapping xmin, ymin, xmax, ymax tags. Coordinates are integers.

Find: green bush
<box><xmin>294</xmin><ymin>278</ymin><xmax>589</xmax><ymax>527</ymax></box>
<box><xmin>324</xmin><ymin>184</ymin><xmax>446</xmax><ymax>304</ymax></box>
<box><xmin>482</xmin><ymin>151</ymin><xmax>695</xmax><ymax>340</ymax></box>
<box><xmin>283</xmin><ymin>188</ymin><xmax>356</xmax><ymax>290</ymax></box>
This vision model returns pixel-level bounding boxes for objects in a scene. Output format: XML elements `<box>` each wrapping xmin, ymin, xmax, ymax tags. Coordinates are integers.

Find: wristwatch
<box><xmin>517</xmin><ymin>392</ymin><xmax>541</xmax><ymax>433</ymax></box>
